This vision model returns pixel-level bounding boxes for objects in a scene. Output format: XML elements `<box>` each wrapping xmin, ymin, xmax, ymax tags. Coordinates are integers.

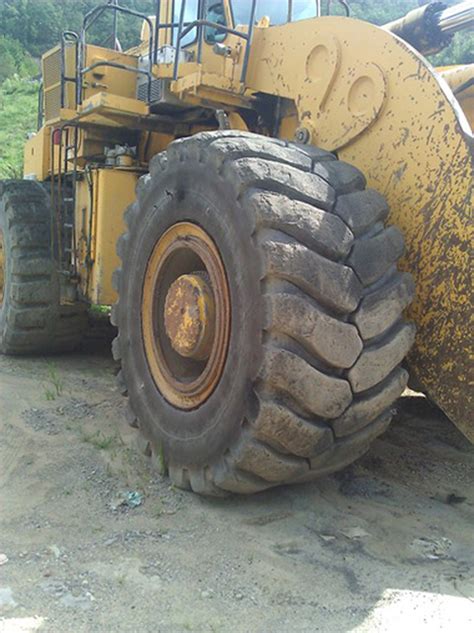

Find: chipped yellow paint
<box><xmin>82</xmin><ymin>168</ymin><xmax>140</xmax><ymax>305</ymax></box>
<box><xmin>23</xmin><ymin>127</ymin><xmax>51</xmax><ymax>181</ymax></box>
<box><xmin>245</xmin><ymin>17</ymin><xmax>473</xmax><ymax>437</ymax></box>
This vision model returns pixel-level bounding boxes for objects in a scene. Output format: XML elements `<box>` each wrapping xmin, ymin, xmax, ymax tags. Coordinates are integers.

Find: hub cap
<box><xmin>141</xmin><ymin>222</ymin><xmax>231</xmax><ymax>410</ymax></box>
<box><xmin>164</xmin><ymin>273</ymin><xmax>216</xmax><ymax>361</ymax></box>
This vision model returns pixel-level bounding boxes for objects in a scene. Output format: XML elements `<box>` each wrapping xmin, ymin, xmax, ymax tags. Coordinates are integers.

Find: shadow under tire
<box><xmin>0</xmin><ymin>180</ymin><xmax>86</xmax><ymax>355</ymax></box>
<box><xmin>113</xmin><ymin>131</ymin><xmax>415</xmax><ymax>496</ymax></box>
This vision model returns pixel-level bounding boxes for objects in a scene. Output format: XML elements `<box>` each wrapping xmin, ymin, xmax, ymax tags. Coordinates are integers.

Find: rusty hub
<box><xmin>141</xmin><ymin>222</ymin><xmax>230</xmax><ymax>410</ymax></box>
<box><xmin>0</xmin><ymin>230</ymin><xmax>5</xmax><ymax>307</ymax></box>
<box><xmin>164</xmin><ymin>273</ymin><xmax>216</xmax><ymax>361</ymax></box>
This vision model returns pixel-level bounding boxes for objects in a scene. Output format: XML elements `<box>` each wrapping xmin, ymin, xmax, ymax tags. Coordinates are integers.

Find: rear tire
<box><xmin>0</xmin><ymin>180</ymin><xmax>86</xmax><ymax>354</ymax></box>
<box><xmin>113</xmin><ymin>131</ymin><xmax>415</xmax><ymax>495</ymax></box>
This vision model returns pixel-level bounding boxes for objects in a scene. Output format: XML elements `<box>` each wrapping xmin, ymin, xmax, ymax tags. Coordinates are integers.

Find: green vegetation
<box><xmin>348</xmin><ymin>1</ymin><xmax>473</xmax><ymax>66</ymax></box>
<box><xmin>0</xmin><ymin>77</ymin><xmax>38</xmax><ymax>179</ymax></box>
<box><xmin>0</xmin><ymin>34</ymin><xmax>37</xmax><ymax>83</ymax></box>
<box><xmin>82</xmin><ymin>430</ymin><xmax>118</xmax><ymax>450</ymax></box>
<box><xmin>0</xmin><ymin>0</ymin><xmax>157</xmax><ymax>57</ymax></box>
<box><xmin>432</xmin><ymin>31</ymin><xmax>474</xmax><ymax>66</ymax></box>
<box><xmin>89</xmin><ymin>304</ymin><xmax>112</xmax><ymax>317</ymax></box>
<box><xmin>42</xmin><ymin>362</ymin><xmax>64</xmax><ymax>400</ymax></box>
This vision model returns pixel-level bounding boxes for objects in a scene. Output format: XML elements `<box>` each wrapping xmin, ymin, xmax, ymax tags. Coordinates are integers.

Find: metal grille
<box><xmin>42</xmin><ymin>45</ymin><xmax>77</xmax><ymax>123</ymax></box>
<box><xmin>43</xmin><ymin>50</ymin><xmax>61</xmax><ymax>88</ymax></box>
<box><xmin>138</xmin><ymin>78</ymin><xmax>162</xmax><ymax>102</ymax></box>
<box><xmin>44</xmin><ymin>85</ymin><xmax>61</xmax><ymax>122</ymax></box>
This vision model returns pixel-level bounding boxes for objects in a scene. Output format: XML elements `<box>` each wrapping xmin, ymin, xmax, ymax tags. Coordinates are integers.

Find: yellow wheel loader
<box><xmin>1</xmin><ymin>0</ymin><xmax>472</xmax><ymax>494</ymax></box>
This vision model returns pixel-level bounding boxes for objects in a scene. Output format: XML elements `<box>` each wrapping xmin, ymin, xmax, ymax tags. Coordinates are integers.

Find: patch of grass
<box><xmin>117</xmin><ymin>573</ymin><xmax>127</xmax><ymax>586</ymax></box>
<box><xmin>42</xmin><ymin>362</ymin><xmax>64</xmax><ymax>400</ymax></box>
<box><xmin>44</xmin><ymin>387</ymin><xmax>56</xmax><ymax>401</ymax></box>
<box><xmin>89</xmin><ymin>304</ymin><xmax>111</xmax><ymax>316</ymax></box>
<box><xmin>82</xmin><ymin>430</ymin><xmax>117</xmax><ymax>450</ymax></box>
<box><xmin>155</xmin><ymin>441</ymin><xmax>166</xmax><ymax>476</ymax></box>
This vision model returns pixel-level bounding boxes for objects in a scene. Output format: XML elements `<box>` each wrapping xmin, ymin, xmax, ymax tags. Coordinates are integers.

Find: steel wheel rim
<box><xmin>141</xmin><ymin>222</ymin><xmax>231</xmax><ymax>410</ymax></box>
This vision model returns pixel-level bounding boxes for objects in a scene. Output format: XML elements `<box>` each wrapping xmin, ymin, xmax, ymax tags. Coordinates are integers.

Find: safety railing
<box><xmin>60</xmin><ymin>31</ymin><xmax>79</xmax><ymax>109</ymax></box>
<box><xmin>77</xmin><ymin>2</ymin><xmax>154</xmax><ymax>105</ymax></box>
<box><xmin>171</xmin><ymin>0</ymin><xmax>258</xmax><ymax>83</ymax></box>
<box><xmin>55</xmin><ymin>0</ymin><xmax>353</xmax><ymax>114</ymax></box>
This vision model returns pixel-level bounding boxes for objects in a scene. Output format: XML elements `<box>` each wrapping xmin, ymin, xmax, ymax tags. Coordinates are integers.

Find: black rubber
<box><xmin>0</xmin><ymin>180</ymin><xmax>86</xmax><ymax>354</ymax></box>
<box><xmin>113</xmin><ymin>131</ymin><xmax>415</xmax><ymax>495</ymax></box>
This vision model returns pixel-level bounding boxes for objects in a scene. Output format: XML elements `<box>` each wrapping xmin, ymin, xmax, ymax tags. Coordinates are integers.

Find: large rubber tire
<box><xmin>0</xmin><ymin>180</ymin><xmax>86</xmax><ymax>354</ymax></box>
<box><xmin>113</xmin><ymin>131</ymin><xmax>415</xmax><ymax>495</ymax></box>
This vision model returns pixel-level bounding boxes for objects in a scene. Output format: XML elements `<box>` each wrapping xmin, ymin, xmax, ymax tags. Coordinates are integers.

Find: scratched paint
<box><xmin>246</xmin><ymin>18</ymin><xmax>473</xmax><ymax>438</ymax></box>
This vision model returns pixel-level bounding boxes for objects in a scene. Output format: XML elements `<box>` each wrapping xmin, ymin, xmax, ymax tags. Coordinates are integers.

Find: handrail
<box><xmin>37</xmin><ymin>82</ymin><xmax>44</xmax><ymax>130</ymax></box>
<box><xmin>327</xmin><ymin>1</ymin><xmax>351</xmax><ymax>17</ymax></box>
<box><xmin>60</xmin><ymin>31</ymin><xmax>79</xmax><ymax>109</ymax></box>
<box><xmin>78</xmin><ymin>2</ymin><xmax>154</xmax><ymax>105</ymax></box>
<box><xmin>153</xmin><ymin>0</ymin><xmax>161</xmax><ymax>63</ymax></box>
<box><xmin>240</xmin><ymin>0</ymin><xmax>257</xmax><ymax>83</ymax></box>
<box><xmin>172</xmin><ymin>0</ymin><xmax>257</xmax><ymax>84</ymax></box>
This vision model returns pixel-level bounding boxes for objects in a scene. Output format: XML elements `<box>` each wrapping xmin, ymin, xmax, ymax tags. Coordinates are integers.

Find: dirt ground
<box><xmin>1</xmin><ymin>335</ymin><xmax>473</xmax><ymax>633</ymax></box>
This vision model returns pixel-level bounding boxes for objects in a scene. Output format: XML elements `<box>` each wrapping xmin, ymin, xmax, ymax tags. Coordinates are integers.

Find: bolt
<box><xmin>295</xmin><ymin>127</ymin><xmax>311</xmax><ymax>144</ymax></box>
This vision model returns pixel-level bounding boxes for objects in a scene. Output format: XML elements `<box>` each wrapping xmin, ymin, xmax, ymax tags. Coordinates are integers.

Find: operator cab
<box><xmin>136</xmin><ymin>0</ymin><xmax>332</xmax><ymax>109</ymax></box>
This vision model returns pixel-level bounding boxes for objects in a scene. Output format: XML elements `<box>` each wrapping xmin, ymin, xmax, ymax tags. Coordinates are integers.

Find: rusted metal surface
<box><xmin>164</xmin><ymin>273</ymin><xmax>216</xmax><ymax>361</ymax></box>
<box><xmin>141</xmin><ymin>222</ymin><xmax>230</xmax><ymax>410</ymax></box>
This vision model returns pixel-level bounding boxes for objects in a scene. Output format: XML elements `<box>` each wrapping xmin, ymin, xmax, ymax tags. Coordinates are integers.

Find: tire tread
<box><xmin>112</xmin><ymin>131</ymin><xmax>414</xmax><ymax>495</ymax></box>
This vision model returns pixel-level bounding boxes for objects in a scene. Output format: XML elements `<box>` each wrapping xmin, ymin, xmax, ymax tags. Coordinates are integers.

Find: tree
<box><xmin>0</xmin><ymin>35</ymin><xmax>36</xmax><ymax>82</ymax></box>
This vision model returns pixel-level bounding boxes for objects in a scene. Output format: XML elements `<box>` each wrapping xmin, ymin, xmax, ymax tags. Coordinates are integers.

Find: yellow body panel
<box><xmin>40</xmin><ymin>43</ymin><xmax>138</xmax><ymax>126</ymax></box>
<box><xmin>64</xmin><ymin>92</ymin><xmax>149</xmax><ymax>130</ymax></box>
<box><xmin>23</xmin><ymin>127</ymin><xmax>51</xmax><ymax>181</ymax></box>
<box><xmin>77</xmin><ymin>168</ymin><xmax>140</xmax><ymax>305</ymax></box>
<box><xmin>83</xmin><ymin>45</ymin><xmax>138</xmax><ymax>101</ymax></box>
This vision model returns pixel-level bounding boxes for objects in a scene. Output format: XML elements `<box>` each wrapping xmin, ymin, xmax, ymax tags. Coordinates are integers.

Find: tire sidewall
<box><xmin>0</xmin><ymin>196</ymin><xmax>10</xmax><ymax>346</ymax></box>
<box><xmin>120</xmin><ymin>158</ymin><xmax>263</xmax><ymax>467</ymax></box>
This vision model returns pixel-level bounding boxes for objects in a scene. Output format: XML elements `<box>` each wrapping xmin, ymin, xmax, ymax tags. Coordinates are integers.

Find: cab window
<box><xmin>173</xmin><ymin>0</ymin><xmax>199</xmax><ymax>46</ymax></box>
<box><xmin>231</xmin><ymin>0</ymin><xmax>316</xmax><ymax>25</ymax></box>
<box><xmin>205</xmin><ymin>2</ymin><xmax>227</xmax><ymax>44</ymax></box>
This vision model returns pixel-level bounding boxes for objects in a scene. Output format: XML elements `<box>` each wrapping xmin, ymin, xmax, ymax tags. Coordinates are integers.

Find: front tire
<box><xmin>113</xmin><ymin>131</ymin><xmax>415</xmax><ymax>495</ymax></box>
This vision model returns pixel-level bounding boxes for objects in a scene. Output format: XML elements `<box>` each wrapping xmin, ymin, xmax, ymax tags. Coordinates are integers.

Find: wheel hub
<box><xmin>141</xmin><ymin>222</ymin><xmax>231</xmax><ymax>410</ymax></box>
<box><xmin>164</xmin><ymin>273</ymin><xmax>216</xmax><ymax>361</ymax></box>
<box><xmin>0</xmin><ymin>230</ymin><xmax>5</xmax><ymax>307</ymax></box>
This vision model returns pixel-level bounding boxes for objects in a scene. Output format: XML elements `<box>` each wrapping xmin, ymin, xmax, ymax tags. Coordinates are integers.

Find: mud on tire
<box><xmin>113</xmin><ymin>131</ymin><xmax>415</xmax><ymax>495</ymax></box>
<box><xmin>0</xmin><ymin>180</ymin><xmax>86</xmax><ymax>354</ymax></box>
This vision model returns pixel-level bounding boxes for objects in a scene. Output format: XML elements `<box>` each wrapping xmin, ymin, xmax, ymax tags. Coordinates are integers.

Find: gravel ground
<box><xmin>1</xmin><ymin>341</ymin><xmax>473</xmax><ymax>632</ymax></box>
